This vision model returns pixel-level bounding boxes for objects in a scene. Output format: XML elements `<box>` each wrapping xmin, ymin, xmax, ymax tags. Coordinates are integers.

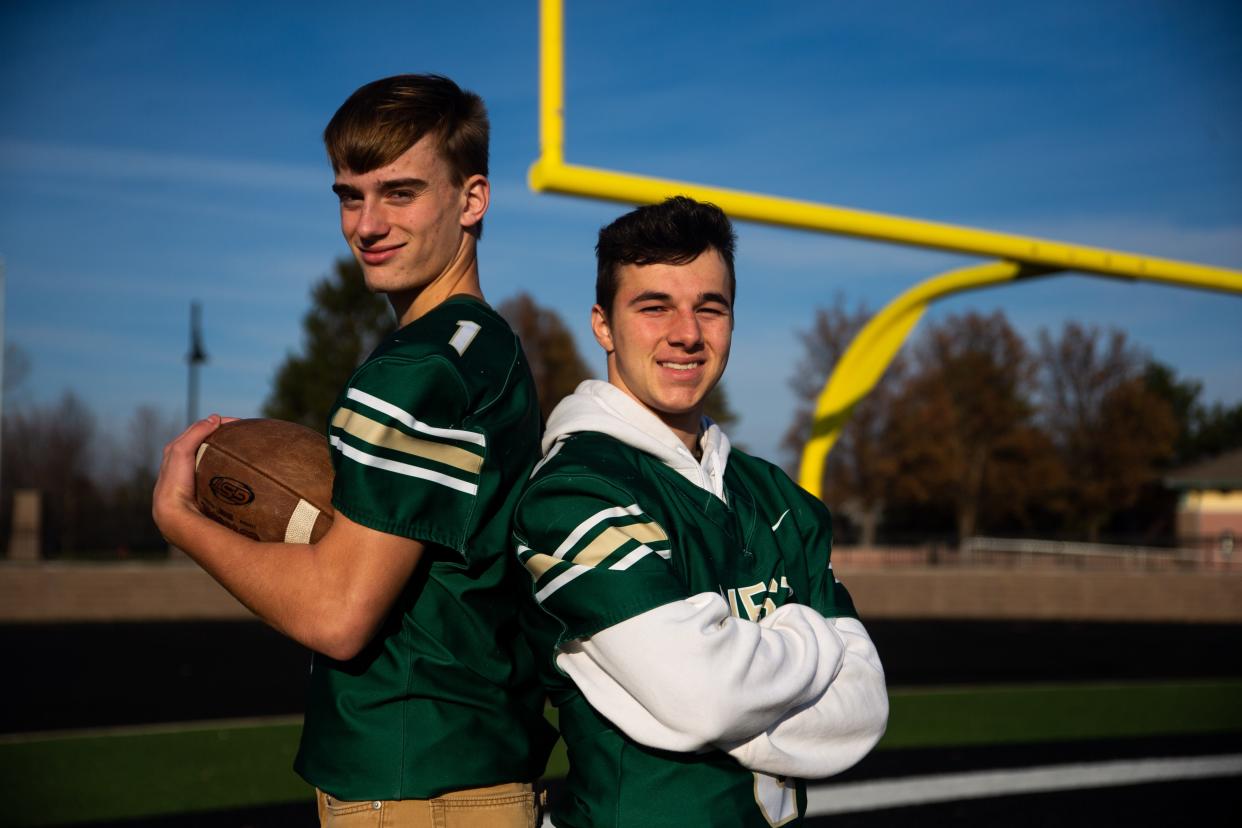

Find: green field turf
<box><xmin>2</xmin><ymin>680</ymin><xmax>1240</xmax><ymax>827</ymax></box>
<box><xmin>879</xmin><ymin>679</ymin><xmax>1242</xmax><ymax>749</ymax></box>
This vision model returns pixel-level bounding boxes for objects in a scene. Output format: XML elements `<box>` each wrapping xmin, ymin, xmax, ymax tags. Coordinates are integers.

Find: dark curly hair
<box><xmin>595</xmin><ymin>196</ymin><xmax>736</xmax><ymax>315</ymax></box>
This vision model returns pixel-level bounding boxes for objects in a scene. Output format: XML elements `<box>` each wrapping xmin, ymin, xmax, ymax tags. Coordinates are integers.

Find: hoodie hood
<box><xmin>542</xmin><ymin>380</ymin><xmax>731</xmax><ymax>500</ymax></box>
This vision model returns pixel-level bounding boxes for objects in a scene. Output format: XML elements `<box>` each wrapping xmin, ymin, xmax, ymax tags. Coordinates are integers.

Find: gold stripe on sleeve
<box><xmin>523</xmin><ymin>552</ymin><xmax>562</xmax><ymax>580</ymax></box>
<box><xmin>572</xmin><ymin>522</ymin><xmax>668</xmax><ymax>567</ymax></box>
<box><xmin>331</xmin><ymin>408</ymin><xmax>483</xmax><ymax>475</ymax></box>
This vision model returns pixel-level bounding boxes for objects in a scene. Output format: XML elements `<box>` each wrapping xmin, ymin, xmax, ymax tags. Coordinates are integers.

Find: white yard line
<box><xmin>540</xmin><ymin>753</ymin><xmax>1242</xmax><ymax>825</ymax></box>
<box><xmin>805</xmin><ymin>754</ymin><xmax>1242</xmax><ymax>815</ymax></box>
<box><xmin>0</xmin><ymin>714</ymin><xmax>303</xmax><ymax>744</ymax></box>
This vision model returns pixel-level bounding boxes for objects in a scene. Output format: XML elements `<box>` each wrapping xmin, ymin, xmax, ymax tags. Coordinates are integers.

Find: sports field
<box><xmin>3</xmin><ymin>680</ymin><xmax>1241</xmax><ymax>826</ymax></box>
<box><xmin>3</xmin><ymin>620</ymin><xmax>1240</xmax><ymax>826</ymax></box>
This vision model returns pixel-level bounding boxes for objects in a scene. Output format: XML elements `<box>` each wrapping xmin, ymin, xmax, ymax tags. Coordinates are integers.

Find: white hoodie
<box><xmin>543</xmin><ymin>380</ymin><xmax>888</xmax><ymax>779</ymax></box>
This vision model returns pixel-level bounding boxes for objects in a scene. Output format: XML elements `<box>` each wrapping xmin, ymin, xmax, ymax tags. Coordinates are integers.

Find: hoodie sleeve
<box><xmin>702</xmin><ymin>471</ymin><xmax>887</xmax><ymax>775</ymax></box>
<box><xmin>718</xmin><ymin>615</ymin><xmax>888</xmax><ymax>777</ymax></box>
<box><xmin>554</xmin><ymin>593</ymin><xmax>854</xmax><ymax>753</ymax></box>
<box><xmin>550</xmin><ymin>587</ymin><xmax>886</xmax><ymax>774</ymax></box>
<box><xmin>515</xmin><ymin>470</ymin><xmax>880</xmax><ymax>760</ymax></box>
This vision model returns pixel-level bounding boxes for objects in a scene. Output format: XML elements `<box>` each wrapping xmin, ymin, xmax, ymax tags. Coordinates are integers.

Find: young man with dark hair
<box><xmin>153</xmin><ymin>74</ymin><xmax>553</xmax><ymax>827</ymax></box>
<box><xmin>514</xmin><ymin>196</ymin><xmax>888</xmax><ymax>827</ymax></box>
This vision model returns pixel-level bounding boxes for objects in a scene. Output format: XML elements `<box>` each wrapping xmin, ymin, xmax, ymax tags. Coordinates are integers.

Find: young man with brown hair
<box><xmin>153</xmin><ymin>74</ymin><xmax>553</xmax><ymax>827</ymax></box>
<box><xmin>514</xmin><ymin>196</ymin><xmax>888</xmax><ymax>827</ymax></box>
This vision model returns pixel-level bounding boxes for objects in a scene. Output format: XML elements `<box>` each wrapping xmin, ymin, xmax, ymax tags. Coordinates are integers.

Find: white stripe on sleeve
<box><xmin>535</xmin><ymin>563</ymin><xmax>592</xmax><ymax>603</ymax></box>
<box><xmin>554</xmin><ymin>504</ymin><xmax>646</xmax><ymax>560</ymax></box>
<box><xmin>331</xmin><ymin>434</ymin><xmax>478</xmax><ymax>495</ymax></box>
<box><xmin>345</xmin><ymin>388</ymin><xmax>486</xmax><ymax>447</ymax></box>
<box><xmin>609</xmin><ymin>544</ymin><xmax>671</xmax><ymax>571</ymax></box>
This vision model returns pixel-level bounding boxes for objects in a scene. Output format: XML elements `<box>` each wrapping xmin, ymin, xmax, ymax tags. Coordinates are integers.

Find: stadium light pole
<box><xmin>0</xmin><ymin>258</ymin><xmax>5</xmax><ymax>491</ymax></box>
<box><xmin>186</xmin><ymin>301</ymin><xmax>208</xmax><ymax>426</ymax></box>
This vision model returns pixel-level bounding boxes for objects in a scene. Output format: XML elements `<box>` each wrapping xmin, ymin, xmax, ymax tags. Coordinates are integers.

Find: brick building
<box><xmin>1166</xmin><ymin>447</ymin><xmax>1242</xmax><ymax>564</ymax></box>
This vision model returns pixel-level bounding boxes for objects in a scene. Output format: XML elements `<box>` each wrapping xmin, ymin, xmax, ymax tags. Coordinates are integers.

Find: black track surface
<box><xmin>865</xmin><ymin>618</ymin><xmax>1242</xmax><ymax>686</ymax></box>
<box><xmin>4</xmin><ymin>619</ymin><xmax>1240</xmax><ymax>734</ymax></box>
<box><xmin>2</xmin><ymin>621</ymin><xmax>310</xmax><ymax>733</ymax></box>
<box><xmin>805</xmin><ymin>776</ymin><xmax>1242</xmax><ymax>827</ymax></box>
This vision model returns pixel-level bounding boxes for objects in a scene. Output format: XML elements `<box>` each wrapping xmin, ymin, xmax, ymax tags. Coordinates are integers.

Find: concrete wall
<box><xmin>844</xmin><ymin>568</ymin><xmax>1242</xmax><ymax>623</ymax></box>
<box><xmin>0</xmin><ymin>562</ymin><xmax>248</xmax><ymax>622</ymax></box>
<box><xmin>3</xmin><ymin>560</ymin><xmax>1241</xmax><ymax>623</ymax></box>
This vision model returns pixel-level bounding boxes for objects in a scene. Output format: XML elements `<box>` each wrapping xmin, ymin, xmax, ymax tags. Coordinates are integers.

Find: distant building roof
<box><xmin>1165</xmin><ymin>447</ymin><xmax>1242</xmax><ymax>491</ymax></box>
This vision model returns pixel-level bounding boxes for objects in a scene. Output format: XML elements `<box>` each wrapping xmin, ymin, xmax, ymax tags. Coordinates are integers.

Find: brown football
<box><xmin>194</xmin><ymin>418</ymin><xmax>334</xmax><ymax>544</ymax></box>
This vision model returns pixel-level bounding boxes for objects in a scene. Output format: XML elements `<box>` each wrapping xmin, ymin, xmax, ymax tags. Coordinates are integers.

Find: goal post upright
<box><xmin>528</xmin><ymin>0</ymin><xmax>1242</xmax><ymax>497</ymax></box>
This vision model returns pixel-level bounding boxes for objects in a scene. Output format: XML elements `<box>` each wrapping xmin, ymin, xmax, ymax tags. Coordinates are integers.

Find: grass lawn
<box><xmin>879</xmin><ymin>678</ymin><xmax>1242</xmax><ymax>749</ymax></box>
<box><xmin>3</xmin><ymin>679</ymin><xmax>1240</xmax><ymax>827</ymax></box>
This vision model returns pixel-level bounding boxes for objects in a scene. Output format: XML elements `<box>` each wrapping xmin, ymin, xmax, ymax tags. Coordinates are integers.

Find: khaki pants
<box><xmin>316</xmin><ymin>782</ymin><xmax>539</xmax><ymax>828</ymax></box>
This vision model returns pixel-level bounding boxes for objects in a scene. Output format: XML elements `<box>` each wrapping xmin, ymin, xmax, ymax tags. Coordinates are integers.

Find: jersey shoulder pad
<box><xmin>533</xmin><ymin>432</ymin><xmax>648</xmax><ymax>486</ymax></box>
<box><xmin>372</xmin><ymin>299</ymin><xmax>527</xmax><ymax>408</ymax></box>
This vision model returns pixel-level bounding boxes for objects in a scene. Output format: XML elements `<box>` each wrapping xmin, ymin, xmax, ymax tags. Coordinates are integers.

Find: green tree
<box><xmin>263</xmin><ymin>258</ymin><xmax>395</xmax><ymax>429</ymax></box>
<box><xmin>1</xmin><ymin>391</ymin><xmax>100</xmax><ymax>557</ymax></box>
<box><xmin>1190</xmin><ymin>401</ymin><xmax>1242</xmax><ymax>460</ymax></box>
<box><xmin>1145</xmin><ymin>360</ymin><xmax>1242</xmax><ymax>466</ymax></box>
<box><xmin>702</xmin><ymin>383</ymin><xmax>738</xmax><ymax>431</ymax></box>
<box><xmin>888</xmin><ymin>311</ymin><xmax>1056</xmax><ymax>544</ymax></box>
<box><xmin>781</xmin><ymin>296</ymin><xmax>903</xmax><ymax>546</ymax></box>
<box><xmin>498</xmin><ymin>293</ymin><xmax>593</xmax><ymax>423</ymax></box>
<box><xmin>1038</xmin><ymin>323</ymin><xmax>1176</xmax><ymax>541</ymax></box>
<box><xmin>115</xmin><ymin>405</ymin><xmax>180</xmax><ymax>556</ymax></box>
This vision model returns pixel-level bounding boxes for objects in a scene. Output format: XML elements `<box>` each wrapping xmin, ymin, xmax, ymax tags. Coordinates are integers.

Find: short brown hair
<box><xmin>324</xmin><ymin>74</ymin><xmax>489</xmax><ymax>185</ymax></box>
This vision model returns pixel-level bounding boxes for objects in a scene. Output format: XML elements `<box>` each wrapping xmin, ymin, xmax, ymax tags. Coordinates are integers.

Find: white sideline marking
<box><xmin>540</xmin><ymin>754</ymin><xmax>1242</xmax><ymax>825</ymax></box>
<box><xmin>805</xmin><ymin>754</ymin><xmax>1242</xmax><ymax>815</ymax></box>
<box><xmin>0</xmin><ymin>714</ymin><xmax>304</xmax><ymax>745</ymax></box>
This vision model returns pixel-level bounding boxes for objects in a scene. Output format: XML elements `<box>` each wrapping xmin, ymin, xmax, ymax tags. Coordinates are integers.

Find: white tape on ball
<box><xmin>284</xmin><ymin>498</ymin><xmax>321</xmax><ymax>544</ymax></box>
<box><xmin>195</xmin><ymin>443</ymin><xmax>208</xmax><ymax>470</ymax></box>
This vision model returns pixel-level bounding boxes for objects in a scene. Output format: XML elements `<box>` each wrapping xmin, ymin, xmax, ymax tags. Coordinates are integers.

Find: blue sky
<box><xmin>1</xmin><ymin>0</ymin><xmax>1239</xmax><ymax>465</ymax></box>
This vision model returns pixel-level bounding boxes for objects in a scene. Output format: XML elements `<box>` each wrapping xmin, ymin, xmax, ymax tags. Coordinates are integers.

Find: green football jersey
<box><xmin>514</xmin><ymin>431</ymin><xmax>858</xmax><ymax>828</ymax></box>
<box><xmin>295</xmin><ymin>296</ymin><xmax>555</xmax><ymax>801</ymax></box>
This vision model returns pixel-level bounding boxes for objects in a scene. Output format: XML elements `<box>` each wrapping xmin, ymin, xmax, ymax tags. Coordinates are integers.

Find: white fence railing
<box><xmin>832</xmin><ymin>537</ymin><xmax>1240</xmax><ymax>573</ymax></box>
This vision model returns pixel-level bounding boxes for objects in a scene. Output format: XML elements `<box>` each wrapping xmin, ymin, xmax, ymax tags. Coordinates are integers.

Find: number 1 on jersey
<box><xmin>449</xmin><ymin>320</ymin><xmax>482</xmax><ymax>356</ymax></box>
